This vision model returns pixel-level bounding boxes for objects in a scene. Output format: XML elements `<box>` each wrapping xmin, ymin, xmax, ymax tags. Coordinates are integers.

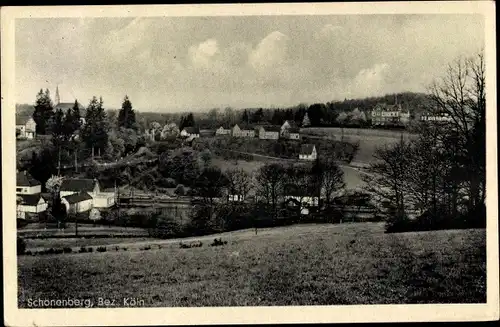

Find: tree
<box><xmin>251</xmin><ymin>108</ymin><xmax>264</xmax><ymax>123</ymax></box>
<box><xmin>32</xmin><ymin>88</ymin><xmax>54</xmax><ymax>135</ymax></box>
<box><xmin>161</xmin><ymin>122</ymin><xmax>180</xmax><ymax>140</ymax></box>
<box><xmin>302</xmin><ymin>112</ymin><xmax>311</xmax><ymax>127</ymax></box>
<box><xmin>80</xmin><ymin>96</ymin><xmax>109</xmax><ymax>156</ymax></box>
<box><xmin>429</xmin><ymin>51</ymin><xmax>486</xmax><ymax>216</ymax></box>
<box><xmin>179</xmin><ymin>113</ymin><xmax>195</xmax><ymax>130</ymax></box>
<box><xmin>362</xmin><ymin>135</ymin><xmax>412</xmax><ymax>227</ymax></box>
<box><xmin>242</xmin><ymin>109</ymin><xmax>249</xmax><ymax>124</ymax></box>
<box><xmin>313</xmin><ymin>157</ymin><xmax>345</xmax><ymax>208</ymax></box>
<box><xmin>256</xmin><ymin>163</ymin><xmax>286</xmax><ymax>220</ymax></box>
<box><xmin>200</xmin><ymin>149</ymin><xmax>212</xmax><ymax>168</ymax></box>
<box><xmin>226</xmin><ymin>169</ymin><xmax>253</xmax><ymax>202</ymax></box>
<box><xmin>117</xmin><ymin>95</ymin><xmax>137</xmax><ymax>130</ymax></box>
<box><xmin>46</xmin><ymin>175</ymin><xmax>64</xmax><ymax>194</ymax></box>
<box><xmin>64</xmin><ymin>100</ymin><xmax>82</xmax><ymax>137</ymax></box>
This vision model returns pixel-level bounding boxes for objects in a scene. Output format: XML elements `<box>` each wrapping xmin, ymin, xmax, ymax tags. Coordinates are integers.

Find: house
<box><xmin>299</xmin><ymin>144</ymin><xmax>317</xmax><ymax>161</ymax></box>
<box><xmin>371</xmin><ymin>103</ymin><xmax>410</xmax><ymax>126</ymax></box>
<box><xmin>280</xmin><ymin>120</ymin><xmax>300</xmax><ymax>139</ymax></box>
<box><xmin>215</xmin><ymin>125</ymin><xmax>231</xmax><ymax>136</ymax></box>
<box><xmin>16</xmin><ymin>115</ymin><xmax>36</xmax><ymax>139</ymax></box>
<box><xmin>283</xmin><ymin>184</ymin><xmax>320</xmax><ymax>215</ymax></box>
<box><xmin>60</xmin><ymin>178</ymin><xmax>100</xmax><ymax>198</ymax></box>
<box><xmin>17</xmin><ymin>194</ymin><xmax>48</xmax><ymax>219</ymax></box>
<box><xmin>180</xmin><ymin>127</ymin><xmax>200</xmax><ymax>138</ymax></box>
<box><xmin>257</xmin><ymin>125</ymin><xmax>281</xmax><ymax>140</ymax></box>
<box><xmin>420</xmin><ymin>111</ymin><xmax>453</xmax><ymax>123</ymax></box>
<box><xmin>61</xmin><ymin>191</ymin><xmax>94</xmax><ymax>214</ymax></box>
<box><xmin>228</xmin><ymin>194</ymin><xmax>245</xmax><ymax>202</ymax></box>
<box><xmin>60</xmin><ymin>178</ymin><xmax>115</xmax><ymax>209</ymax></box>
<box><xmin>232</xmin><ymin>124</ymin><xmax>255</xmax><ymax>138</ymax></box>
<box><xmin>16</xmin><ymin>171</ymin><xmax>42</xmax><ymax>195</ymax></box>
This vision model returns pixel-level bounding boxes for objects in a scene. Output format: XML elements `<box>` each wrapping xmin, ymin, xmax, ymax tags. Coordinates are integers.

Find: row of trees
<box><xmin>364</xmin><ymin>52</ymin><xmax>486</xmax><ymax>231</ymax></box>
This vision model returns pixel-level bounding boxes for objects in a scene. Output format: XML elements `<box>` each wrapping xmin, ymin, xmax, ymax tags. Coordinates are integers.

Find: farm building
<box><xmin>283</xmin><ymin>184</ymin><xmax>319</xmax><ymax>215</ymax></box>
<box><xmin>15</xmin><ymin>115</ymin><xmax>36</xmax><ymax>139</ymax></box>
<box><xmin>257</xmin><ymin>125</ymin><xmax>281</xmax><ymax>140</ymax></box>
<box><xmin>16</xmin><ymin>194</ymin><xmax>48</xmax><ymax>219</ymax></box>
<box><xmin>61</xmin><ymin>191</ymin><xmax>93</xmax><ymax>214</ymax></box>
<box><xmin>282</xmin><ymin>127</ymin><xmax>300</xmax><ymax>140</ymax></box>
<box><xmin>299</xmin><ymin>144</ymin><xmax>317</xmax><ymax>161</ymax></box>
<box><xmin>180</xmin><ymin>127</ymin><xmax>200</xmax><ymax>138</ymax></box>
<box><xmin>215</xmin><ymin>125</ymin><xmax>231</xmax><ymax>135</ymax></box>
<box><xmin>60</xmin><ymin>178</ymin><xmax>115</xmax><ymax>209</ymax></box>
<box><xmin>420</xmin><ymin>111</ymin><xmax>453</xmax><ymax>123</ymax></box>
<box><xmin>371</xmin><ymin>103</ymin><xmax>410</xmax><ymax>126</ymax></box>
<box><xmin>16</xmin><ymin>171</ymin><xmax>42</xmax><ymax>195</ymax></box>
<box><xmin>232</xmin><ymin>124</ymin><xmax>255</xmax><ymax>138</ymax></box>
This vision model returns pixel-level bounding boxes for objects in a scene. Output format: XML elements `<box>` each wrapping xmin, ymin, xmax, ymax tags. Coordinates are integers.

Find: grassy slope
<box><xmin>18</xmin><ymin>223</ymin><xmax>486</xmax><ymax>307</ymax></box>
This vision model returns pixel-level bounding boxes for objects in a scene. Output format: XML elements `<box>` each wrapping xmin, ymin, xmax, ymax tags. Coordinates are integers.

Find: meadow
<box><xmin>18</xmin><ymin>222</ymin><xmax>486</xmax><ymax>307</ymax></box>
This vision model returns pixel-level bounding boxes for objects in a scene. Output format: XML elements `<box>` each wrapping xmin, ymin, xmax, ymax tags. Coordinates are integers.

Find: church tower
<box><xmin>55</xmin><ymin>85</ymin><xmax>60</xmax><ymax>106</ymax></box>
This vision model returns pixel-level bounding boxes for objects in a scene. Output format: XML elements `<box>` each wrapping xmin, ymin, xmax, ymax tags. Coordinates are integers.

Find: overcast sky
<box><xmin>15</xmin><ymin>14</ymin><xmax>484</xmax><ymax>112</ymax></box>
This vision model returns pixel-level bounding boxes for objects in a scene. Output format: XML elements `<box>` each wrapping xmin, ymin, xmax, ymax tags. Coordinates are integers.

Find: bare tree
<box><xmin>226</xmin><ymin>168</ymin><xmax>253</xmax><ymax>202</ymax></box>
<box><xmin>256</xmin><ymin>163</ymin><xmax>286</xmax><ymax>219</ymax></box>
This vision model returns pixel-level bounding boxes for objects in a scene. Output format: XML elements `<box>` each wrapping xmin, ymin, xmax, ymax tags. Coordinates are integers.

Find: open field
<box><xmin>301</xmin><ymin>127</ymin><xmax>415</xmax><ymax>164</ymax></box>
<box><xmin>18</xmin><ymin>224</ymin><xmax>150</xmax><ymax>239</ymax></box>
<box><xmin>18</xmin><ymin>222</ymin><xmax>486</xmax><ymax>307</ymax></box>
<box><xmin>24</xmin><ymin>237</ymin><xmax>154</xmax><ymax>251</ymax></box>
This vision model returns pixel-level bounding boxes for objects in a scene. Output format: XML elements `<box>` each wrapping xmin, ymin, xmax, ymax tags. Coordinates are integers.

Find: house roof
<box><xmin>283</xmin><ymin>120</ymin><xmax>298</xmax><ymax>128</ymax></box>
<box><xmin>288</xmin><ymin>127</ymin><xmax>300</xmax><ymax>133</ymax></box>
<box><xmin>18</xmin><ymin>193</ymin><xmax>45</xmax><ymax>206</ymax></box>
<box><xmin>300</xmin><ymin>144</ymin><xmax>316</xmax><ymax>155</ymax></box>
<box><xmin>62</xmin><ymin>191</ymin><xmax>93</xmax><ymax>204</ymax></box>
<box><xmin>234</xmin><ymin>123</ymin><xmax>254</xmax><ymax>131</ymax></box>
<box><xmin>17</xmin><ymin>171</ymin><xmax>41</xmax><ymax>187</ymax></box>
<box><xmin>15</xmin><ymin>114</ymin><xmax>33</xmax><ymax>126</ymax></box>
<box><xmin>60</xmin><ymin>178</ymin><xmax>98</xmax><ymax>192</ymax></box>
<box><xmin>183</xmin><ymin>126</ymin><xmax>200</xmax><ymax>134</ymax></box>
<box><xmin>218</xmin><ymin>125</ymin><xmax>231</xmax><ymax>130</ymax></box>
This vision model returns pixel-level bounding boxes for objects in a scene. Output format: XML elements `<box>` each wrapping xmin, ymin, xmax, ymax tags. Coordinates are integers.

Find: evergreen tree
<box><xmin>242</xmin><ymin>110</ymin><xmax>249</xmax><ymax>124</ymax></box>
<box><xmin>180</xmin><ymin>113</ymin><xmax>195</xmax><ymax>130</ymax></box>
<box><xmin>81</xmin><ymin>96</ymin><xmax>109</xmax><ymax>156</ymax></box>
<box><xmin>51</xmin><ymin>109</ymin><xmax>67</xmax><ymax>148</ymax></box>
<box><xmin>117</xmin><ymin>95</ymin><xmax>137</xmax><ymax>130</ymax></box>
<box><xmin>302</xmin><ymin>112</ymin><xmax>311</xmax><ymax>127</ymax></box>
<box><xmin>251</xmin><ymin>108</ymin><xmax>264</xmax><ymax>123</ymax></box>
<box><xmin>32</xmin><ymin>88</ymin><xmax>54</xmax><ymax>135</ymax></box>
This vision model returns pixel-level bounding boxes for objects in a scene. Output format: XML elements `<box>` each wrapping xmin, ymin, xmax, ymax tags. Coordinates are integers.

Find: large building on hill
<box><xmin>371</xmin><ymin>103</ymin><xmax>410</xmax><ymax>126</ymax></box>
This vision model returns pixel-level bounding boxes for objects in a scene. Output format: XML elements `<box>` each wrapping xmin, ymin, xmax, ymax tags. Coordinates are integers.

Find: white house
<box><xmin>17</xmin><ymin>194</ymin><xmax>48</xmax><ymax>219</ymax></box>
<box><xmin>420</xmin><ymin>111</ymin><xmax>453</xmax><ymax>123</ymax></box>
<box><xmin>283</xmin><ymin>184</ymin><xmax>319</xmax><ymax>215</ymax></box>
<box><xmin>180</xmin><ymin>127</ymin><xmax>200</xmax><ymax>138</ymax></box>
<box><xmin>228</xmin><ymin>194</ymin><xmax>245</xmax><ymax>202</ymax></box>
<box><xmin>371</xmin><ymin>103</ymin><xmax>410</xmax><ymax>126</ymax></box>
<box><xmin>16</xmin><ymin>115</ymin><xmax>36</xmax><ymax>139</ymax></box>
<box><xmin>16</xmin><ymin>171</ymin><xmax>42</xmax><ymax>195</ymax></box>
<box><xmin>59</xmin><ymin>178</ymin><xmax>115</xmax><ymax>209</ymax></box>
<box><xmin>215</xmin><ymin>125</ymin><xmax>231</xmax><ymax>136</ymax></box>
<box><xmin>257</xmin><ymin>126</ymin><xmax>281</xmax><ymax>140</ymax></box>
<box><xmin>299</xmin><ymin>144</ymin><xmax>317</xmax><ymax>161</ymax></box>
<box><xmin>280</xmin><ymin>120</ymin><xmax>300</xmax><ymax>138</ymax></box>
<box><xmin>61</xmin><ymin>192</ymin><xmax>94</xmax><ymax>214</ymax></box>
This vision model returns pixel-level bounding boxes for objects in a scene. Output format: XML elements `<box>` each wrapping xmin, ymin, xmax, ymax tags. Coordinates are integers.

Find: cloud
<box><xmin>188</xmin><ymin>39</ymin><xmax>219</xmax><ymax>68</ymax></box>
<box><xmin>348</xmin><ymin>63</ymin><xmax>391</xmax><ymax>97</ymax></box>
<box><xmin>315</xmin><ymin>24</ymin><xmax>342</xmax><ymax>39</ymax></box>
<box><xmin>249</xmin><ymin>31</ymin><xmax>289</xmax><ymax>71</ymax></box>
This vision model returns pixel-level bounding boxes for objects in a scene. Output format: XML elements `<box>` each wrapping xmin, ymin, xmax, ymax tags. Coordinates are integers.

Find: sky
<box><xmin>15</xmin><ymin>14</ymin><xmax>485</xmax><ymax>112</ymax></box>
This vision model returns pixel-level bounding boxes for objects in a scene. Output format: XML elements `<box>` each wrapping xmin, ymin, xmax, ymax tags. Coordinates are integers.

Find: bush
<box><xmin>87</xmin><ymin>247</ymin><xmax>93</xmax><ymax>253</ymax></box>
<box><xmin>17</xmin><ymin>237</ymin><xmax>27</xmax><ymax>255</ymax></box>
<box><xmin>96</xmin><ymin>246</ymin><xmax>107</xmax><ymax>252</ymax></box>
<box><xmin>63</xmin><ymin>247</ymin><xmax>72</xmax><ymax>254</ymax></box>
<box><xmin>79</xmin><ymin>247</ymin><xmax>87</xmax><ymax>253</ymax></box>
<box><xmin>210</xmin><ymin>238</ymin><xmax>227</xmax><ymax>247</ymax></box>
<box><xmin>174</xmin><ymin>184</ymin><xmax>186</xmax><ymax>196</ymax></box>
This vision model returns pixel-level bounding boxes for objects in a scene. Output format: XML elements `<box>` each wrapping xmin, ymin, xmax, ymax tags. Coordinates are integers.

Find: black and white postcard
<box><xmin>2</xmin><ymin>2</ymin><xmax>498</xmax><ymax>325</ymax></box>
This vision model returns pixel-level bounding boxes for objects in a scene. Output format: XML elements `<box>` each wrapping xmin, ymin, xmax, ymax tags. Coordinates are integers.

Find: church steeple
<box><xmin>55</xmin><ymin>85</ymin><xmax>60</xmax><ymax>105</ymax></box>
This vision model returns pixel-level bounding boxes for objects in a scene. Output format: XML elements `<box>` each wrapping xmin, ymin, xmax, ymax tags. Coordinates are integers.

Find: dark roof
<box><xmin>234</xmin><ymin>123</ymin><xmax>254</xmax><ymax>130</ymax></box>
<box><xmin>60</xmin><ymin>178</ymin><xmax>98</xmax><ymax>192</ymax></box>
<box><xmin>260</xmin><ymin>125</ymin><xmax>281</xmax><ymax>132</ymax></box>
<box><xmin>300</xmin><ymin>144</ymin><xmax>316</xmax><ymax>155</ymax></box>
<box><xmin>183</xmin><ymin>127</ymin><xmax>200</xmax><ymax>134</ymax></box>
<box><xmin>15</xmin><ymin>114</ymin><xmax>33</xmax><ymax>126</ymax></box>
<box><xmin>288</xmin><ymin>127</ymin><xmax>300</xmax><ymax>133</ymax></box>
<box><xmin>283</xmin><ymin>120</ymin><xmax>298</xmax><ymax>128</ymax></box>
<box><xmin>18</xmin><ymin>194</ymin><xmax>45</xmax><ymax>206</ymax></box>
<box><xmin>17</xmin><ymin>171</ymin><xmax>41</xmax><ymax>187</ymax></box>
<box><xmin>62</xmin><ymin>191</ymin><xmax>93</xmax><ymax>204</ymax></box>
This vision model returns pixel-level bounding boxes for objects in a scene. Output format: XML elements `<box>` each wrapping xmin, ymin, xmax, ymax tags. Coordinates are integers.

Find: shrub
<box><xmin>143</xmin><ymin>245</ymin><xmax>151</xmax><ymax>251</ymax></box>
<box><xmin>115</xmin><ymin>246</ymin><xmax>120</xmax><ymax>251</ymax></box>
<box><xmin>210</xmin><ymin>238</ymin><xmax>226</xmax><ymax>247</ymax></box>
<box><xmin>63</xmin><ymin>247</ymin><xmax>73</xmax><ymax>254</ymax></box>
<box><xmin>25</xmin><ymin>250</ymin><xmax>32</xmax><ymax>256</ymax></box>
<box><xmin>17</xmin><ymin>237</ymin><xmax>27</xmax><ymax>255</ymax></box>
<box><xmin>174</xmin><ymin>184</ymin><xmax>186</xmax><ymax>196</ymax></box>
<box><xmin>79</xmin><ymin>247</ymin><xmax>87</xmax><ymax>253</ymax></box>
<box><xmin>87</xmin><ymin>247</ymin><xmax>93</xmax><ymax>253</ymax></box>
<box><xmin>96</xmin><ymin>246</ymin><xmax>107</xmax><ymax>252</ymax></box>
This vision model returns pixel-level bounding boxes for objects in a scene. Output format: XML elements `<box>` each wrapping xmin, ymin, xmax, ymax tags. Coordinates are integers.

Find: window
<box><xmin>16</xmin><ymin>188</ymin><xmax>23</xmax><ymax>192</ymax></box>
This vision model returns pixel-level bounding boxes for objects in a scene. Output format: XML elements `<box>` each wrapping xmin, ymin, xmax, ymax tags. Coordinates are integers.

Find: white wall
<box><xmin>16</xmin><ymin>185</ymin><xmax>41</xmax><ymax>195</ymax></box>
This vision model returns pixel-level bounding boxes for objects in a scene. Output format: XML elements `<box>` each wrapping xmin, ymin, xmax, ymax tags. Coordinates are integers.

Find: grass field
<box><xmin>18</xmin><ymin>223</ymin><xmax>486</xmax><ymax>307</ymax></box>
<box><xmin>24</xmin><ymin>237</ymin><xmax>154</xmax><ymax>251</ymax></box>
